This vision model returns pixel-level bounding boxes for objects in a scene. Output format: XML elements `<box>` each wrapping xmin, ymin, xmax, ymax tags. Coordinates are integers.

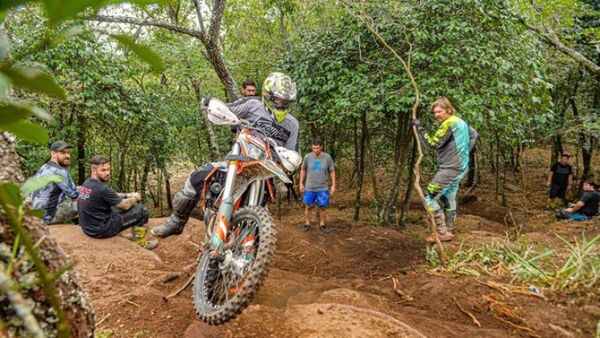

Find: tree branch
<box><xmin>209</xmin><ymin>0</ymin><xmax>227</xmax><ymax>43</ymax></box>
<box><xmin>88</xmin><ymin>15</ymin><xmax>206</xmax><ymax>43</ymax></box>
<box><xmin>192</xmin><ymin>0</ymin><xmax>208</xmax><ymax>39</ymax></box>
<box><xmin>519</xmin><ymin>19</ymin><xmax>600</xmax><ymax>76</ymax></box>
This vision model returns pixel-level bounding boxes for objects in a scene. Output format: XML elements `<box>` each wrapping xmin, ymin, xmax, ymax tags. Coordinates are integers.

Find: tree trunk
<box><xmin>466</xmin><ymin>146</ymin><xmax>476</xmax><ymax>187</ymax></box>
<box><xmin>362</xmin><ymin>112</ymin><xmax>382</xmax><ymax>222</ymax></box>
<box><xmin>140</xmin><ymin>155</ymin><xmax>151</xmax><ymax>200</ymax></box>
<box><xmin>571</xmin><ymin>97</ymin><xmax>593</xmax><ymax>184</ymax></box>
<box><xmin>164</xmin><ymin>167</ymin><xmax>173</xmax><ymax>211</ymax></box>
<box><xmin>494</xmin><ymin>132</ymin><xmax>500</xmax><ymax>200</ymax></box>
<box><xmin>400</xmin><ymin>141</ymin><xmax>417</xmax><ymax>226</ymax></box>
<box><xmin>353</xmin><ymin>113</ymin><xmax>367</xmax><ymax>221</ymax></box>
<box><xmin>551</xmin><ymin>133</ymin><xmax>563</xmax><ymax>166</ymax></box>
<box><xmin>117</xmin><ymin>143</ymin><xmax>127</xmax><ymax>192</ymax></box>
<box><xmin>383</xmin><ymin>110</ymin><xmax>411</xmax><ymax>224</ymax></box>
<box><xmin>0</xmin><ymin>133</ymin><xmax>95</xmax><ymax>337</ymax></box>
<box><xmin>186</xmin><ymin>61</ymin><xmax>222</xmax><ymax>159</ymax></box>
<box><xmin>347</xmin><ymin>119</ymin><xmax>359</xmax><ymax>190</ymax></box>
<box><xmin>204</xmin><ymin>42</ymin><xmax>239</xmax><ymax>101</ymax></box>
<box><xmin>76</xmin><ymin>108</ymin><xmax>86</xmax><ymax>185</ymax></box>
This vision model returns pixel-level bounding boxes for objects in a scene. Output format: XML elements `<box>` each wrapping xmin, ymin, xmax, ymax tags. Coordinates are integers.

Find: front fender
<box><xmin>255</xmin><ymin>160</ymin><xmax>291</xmax><ymax>184</ymax></box>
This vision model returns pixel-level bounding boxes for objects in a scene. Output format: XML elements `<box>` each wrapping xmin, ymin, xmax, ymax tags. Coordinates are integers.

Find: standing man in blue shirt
<box><xmin>299</xmin><ymin>138</ymin><xmax>336</xmax><ymax>234</ymax></box>
<box><xmin>30</xmin><ymin>140</ymin><xmax>79</xmax><ymax>224</ymax></box>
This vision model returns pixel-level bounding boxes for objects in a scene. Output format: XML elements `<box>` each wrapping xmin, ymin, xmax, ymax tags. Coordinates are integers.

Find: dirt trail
<box><xmin>49</xmin><ymin>202</ymin><xmax>598</xmax><ymax>338</ymax></box>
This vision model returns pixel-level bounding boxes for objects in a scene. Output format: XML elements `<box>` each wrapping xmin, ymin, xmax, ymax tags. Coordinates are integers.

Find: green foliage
<box><xmin>1</xmin><ymin>120</ymin><xmax>48</xmax><ymax>144</ymax></box>
<box><xmin>0</xmin><ymin>183</ymin><xmax>23</xmax><ymax>225</ymax></box>
<box><xmin>1</xmin><ymin>66</ymin><xmax>67</xmax><ymax>99</ymax></box>
<box><xmin>20</xmin><ymin>174</ymin><xmax>63</xmax><ymax>195</ymax></box>
<box><xmin>111</xmin><ymin>34</ymin><xmax>166</xmax><ymax>73</ymax></box>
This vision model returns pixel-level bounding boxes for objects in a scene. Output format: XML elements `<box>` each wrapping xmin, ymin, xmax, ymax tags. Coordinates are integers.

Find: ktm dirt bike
<box><xmin>192</xmin><ymin>98</ymin><xmax>301</xmax><ymax>324</ymax></box>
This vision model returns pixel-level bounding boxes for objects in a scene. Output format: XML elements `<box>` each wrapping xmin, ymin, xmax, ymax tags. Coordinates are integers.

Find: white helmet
<box><xmin>275</xmin><ymin>146</ymin><xmax>302</xmax><ymax>172</ymax></box>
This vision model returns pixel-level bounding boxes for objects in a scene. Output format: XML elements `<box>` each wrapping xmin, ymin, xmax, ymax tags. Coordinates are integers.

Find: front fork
<box><xmin>210</xmin><ymin>144</ymin><xmax>241</xmax><ymax>251</ymax></box>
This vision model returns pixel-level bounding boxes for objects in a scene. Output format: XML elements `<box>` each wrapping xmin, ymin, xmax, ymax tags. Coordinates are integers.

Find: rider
<box><xmin>152</xmin><ymin>72</ymin><xmax>300</xmax><ymax>238</ymax></box>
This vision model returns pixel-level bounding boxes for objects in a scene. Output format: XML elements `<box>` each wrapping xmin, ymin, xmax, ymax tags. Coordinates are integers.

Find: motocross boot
<box><xmin>151</xmin><ymin>192</ymin><xmax>199</xmax><ymax>238</ymax></box>
<box><xmin>433</xmin><ymin>209</ymin><xmax>447</xmax><ymax>234</ymax></box>
<box><xmin>444</xmin><ymin>209</ymin><xmax>457</xmax><ymax>234</ymax></box>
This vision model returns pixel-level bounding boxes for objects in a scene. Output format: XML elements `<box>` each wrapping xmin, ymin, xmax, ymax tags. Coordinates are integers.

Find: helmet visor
<box><xmin>270</xmin><ymin>96</ymin><xmax>291</xmax><ymax>110</ymax></box>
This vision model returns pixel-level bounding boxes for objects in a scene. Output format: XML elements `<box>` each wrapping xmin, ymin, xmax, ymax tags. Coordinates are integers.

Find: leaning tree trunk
<box><xmin>0</xmin><ymin>133</ymin><xmax>95</xmax><ymax>337</ymax></box>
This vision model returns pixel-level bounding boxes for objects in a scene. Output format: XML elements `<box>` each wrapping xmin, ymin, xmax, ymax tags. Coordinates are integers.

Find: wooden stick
<box><xmin>120</xmin><ymin>298</ymin><xmax>140</xmax><ymax>307</ymax></box>
<box><xmin>454</xmin><ymin>297</ymin><xmax>481</xmax><ymax>327</ymax></box>
<box><xmin>493</xmin><ymin>314</ymin><xmax>540</xmax><ymax>337</ymax></box>
<box><xmin>95</xmin><ymin>313</ymin><xmax>111</xmax><ymax>327</ymax></box>
<box><xmin>300</xmin><ymin>239</ymin><xmax>326</xmax><ymax>255</ymax></box>
<box><xmin>392</xmin><ymin>277</ymin><xmax>413</xmax><ymax>301</ymax></box>
<box><xmin>33</xmin><ymin>235</ymin><xmax>46</xmax><ymax>249</ymax></box>
<box><xmin>165</xmin><ymin>274</ymin><xmax>195</xmax><ymax>300</ymax></box>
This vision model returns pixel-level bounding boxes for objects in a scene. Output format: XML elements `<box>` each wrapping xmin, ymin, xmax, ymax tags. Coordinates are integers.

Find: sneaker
<box><xmin>299</xmin><ymin>224</ymin><xmax>310</xmax><ymax>232</ymax></box>
<box><xmin>319</xmin><ymin>225</ymin><xmax>331</xmax><ymax>234</ymax></box>
<box><xmin>143</xmin><ymin>238</ymin><xmax>159</xmax><ymax>250</ymax></box>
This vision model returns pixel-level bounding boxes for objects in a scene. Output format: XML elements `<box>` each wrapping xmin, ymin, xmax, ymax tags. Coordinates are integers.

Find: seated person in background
<box><xmin>30</xmin><ymin>140</ymin><xmax>79</xmax><ymax>224</ymax></box>
<box><xmin>547</xmin><ymin>153</ymin><xmax>573</xmax><ymax>208</ymax></box>
<box><xmin>77</xmin><ymin>155</ymin><xmax>158</xmax><ymax>250</ymax></box>
<box><xmin>556</xmin><ymin>180</ymin><xmax>599</xmax><ymax>221</ymax></box>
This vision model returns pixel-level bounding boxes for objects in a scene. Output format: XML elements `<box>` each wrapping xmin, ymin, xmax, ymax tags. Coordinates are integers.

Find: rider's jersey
<box><xmin>417</xmin><ymin>114</ymin><xmax>478</xmax><ymax>172</ymax></box>
<box><xmin>228</xmin><ymin>96</ymin><xmax>299</xmax><ymax>151</ymax></box>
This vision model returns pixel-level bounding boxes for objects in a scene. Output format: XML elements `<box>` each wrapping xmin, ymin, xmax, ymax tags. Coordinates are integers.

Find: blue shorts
<box><xmin>303</xmin><ymin>190</ymin><xmax>330</xmax><ymax>208</ymax></box>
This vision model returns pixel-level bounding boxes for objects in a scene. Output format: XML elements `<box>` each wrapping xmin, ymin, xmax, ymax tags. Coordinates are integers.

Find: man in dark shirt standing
<box><xmin>557</xmin><ymin>180</ymin><xmax>600</xmax><ymax>221</ymax></box>
<box><xmin>547</xmin><ymin>154</ymin><xmax>573</xmax><ymax>208</ymax></box>
<box><xmin>77</xmin><ymin>155</ymin><xmax>157</xmax><ymax>250</ymax></box>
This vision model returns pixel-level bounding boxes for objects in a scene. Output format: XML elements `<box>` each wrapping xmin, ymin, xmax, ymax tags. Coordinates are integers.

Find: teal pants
<box><xmin>426</xmin><ymin>168</ymin><xmax>467</xmax><ymax>232</ymax></box>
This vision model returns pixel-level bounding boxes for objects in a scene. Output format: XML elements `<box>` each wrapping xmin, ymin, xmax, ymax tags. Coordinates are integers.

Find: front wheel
<box><xmin>192</xmin><ymin>206</ymin><xmax>277</xmax><ymax>324</ymax></box>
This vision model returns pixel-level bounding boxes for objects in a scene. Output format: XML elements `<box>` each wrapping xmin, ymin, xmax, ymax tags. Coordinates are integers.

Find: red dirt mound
<box><xmin>48</xmin><ymin>204</ymin><xmax>598</xmax><ymax>337</ymax></box>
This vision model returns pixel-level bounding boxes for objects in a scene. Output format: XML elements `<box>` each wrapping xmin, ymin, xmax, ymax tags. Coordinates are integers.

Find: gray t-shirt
<box><xmin>302</xmin><ymin>152</ymin><xmax>334</xmax><ymax>191</ymax></box>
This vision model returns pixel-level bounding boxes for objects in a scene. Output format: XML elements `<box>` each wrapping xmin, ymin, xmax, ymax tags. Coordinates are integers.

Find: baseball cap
<box><xmin>49</xmin><ymin>140</ymin><xmax>71</xmax><ymax>151</ymax></box>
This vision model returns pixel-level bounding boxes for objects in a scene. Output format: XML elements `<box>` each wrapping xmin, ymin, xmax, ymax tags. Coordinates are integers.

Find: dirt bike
<box><xmin>192</xmin><ymin>98</ymin><xmax>301</xmax><ymax>324</ymax></box>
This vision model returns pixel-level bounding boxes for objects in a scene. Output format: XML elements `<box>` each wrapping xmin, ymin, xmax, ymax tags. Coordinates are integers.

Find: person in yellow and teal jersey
<box><xmin>413</xmin><ymin>97</ymin><xmax>478</xmax><ymax>243</ymax></box>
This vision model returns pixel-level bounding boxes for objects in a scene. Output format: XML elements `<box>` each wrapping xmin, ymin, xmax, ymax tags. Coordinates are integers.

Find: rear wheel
<box><xmin>192</xmin><ymin>206</ymin><xmax>277</xmax><ymax>324</ymax></box>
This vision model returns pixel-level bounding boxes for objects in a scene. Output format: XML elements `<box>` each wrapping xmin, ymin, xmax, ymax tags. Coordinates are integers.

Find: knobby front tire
<box><xmin>192</xmin><ymin>206</ymin><xmax>277</xmax><ymax>325</ymax></box>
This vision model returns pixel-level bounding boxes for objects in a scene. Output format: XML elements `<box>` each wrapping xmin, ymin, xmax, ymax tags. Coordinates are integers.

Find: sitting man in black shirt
<box><xmin>77</xmin><ymin>155</ymin><xmax>158</xmax><ymax>250</ymax></box>
<box><xmin>556</xmin><ymin>180</ymin><xmax>600</xmax><ymax>221</ymax></box>
<box><xmin>547</xmin><ymin>154</ymin><xmax>573</xmax><ymax>208</ymax></box>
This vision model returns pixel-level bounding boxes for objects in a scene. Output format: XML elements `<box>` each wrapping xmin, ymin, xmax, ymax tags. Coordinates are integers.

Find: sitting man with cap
<box><xmin>30</xmin><ymin>140</ymin><xmax>79</xmax><ymax>224</ymax></box>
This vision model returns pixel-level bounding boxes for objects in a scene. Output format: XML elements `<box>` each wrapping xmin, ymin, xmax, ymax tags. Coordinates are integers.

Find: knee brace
<box><xmin>426</xmin><ymin>195</ymin><xmax>442</xmax><ymax>212</ymax></box>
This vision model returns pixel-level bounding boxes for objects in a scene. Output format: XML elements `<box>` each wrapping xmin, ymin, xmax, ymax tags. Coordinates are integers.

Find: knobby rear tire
<box><xmin>192</xmin><ymin>206</ymin><xmax>277</xmax><ymax>325</ymax></box>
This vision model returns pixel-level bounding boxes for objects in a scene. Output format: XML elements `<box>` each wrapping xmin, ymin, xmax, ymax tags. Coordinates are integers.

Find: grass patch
<box><xmin>442</xmin><ymin>233</ymin><xmax>600</xmax><ymax>293</ymax></box>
